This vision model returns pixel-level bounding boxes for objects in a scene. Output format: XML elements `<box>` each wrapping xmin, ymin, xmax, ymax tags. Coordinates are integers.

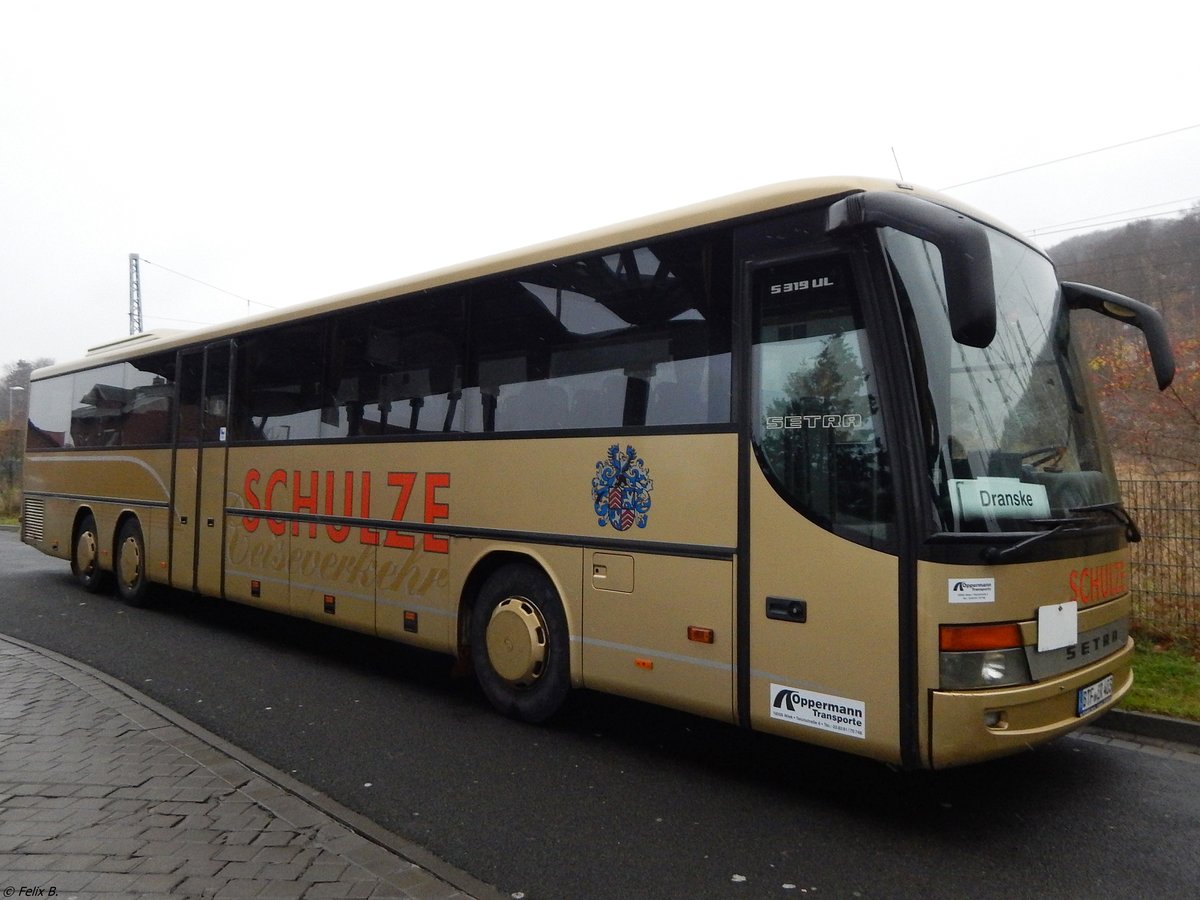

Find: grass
<box><xmin>1124</xmin><ymin>639</ymin><xmax>1200</xmax><ymax>721</ymax></box>
<box><xmin>1</xmin><ymin>486</ymin><xmax>19</xmax><ymax>524</ymax></box>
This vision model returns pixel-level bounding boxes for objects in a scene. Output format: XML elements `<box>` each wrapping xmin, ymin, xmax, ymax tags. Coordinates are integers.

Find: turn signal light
<box><xmin>939</xmin><ymin>623</ymin><xmax>1024</xmax><ymax>652</ymax></box>
<box><xmin>687</xmin><ymin>626</ymin><xmax>715</xmax><ymax>644</ymax></box>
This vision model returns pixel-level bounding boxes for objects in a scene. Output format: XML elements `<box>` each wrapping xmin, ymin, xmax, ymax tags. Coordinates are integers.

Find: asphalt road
<box><xmin>3</xmin><ymin>530</ymin><xmax>1198</xmax><ymax>899</ymax></box>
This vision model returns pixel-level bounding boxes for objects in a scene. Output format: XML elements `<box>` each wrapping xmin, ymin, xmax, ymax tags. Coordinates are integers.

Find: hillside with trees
<box><xmin>1048</xmin><ymin>208</ymin><xmax>1200</xmax><ymax>476</ymax></box>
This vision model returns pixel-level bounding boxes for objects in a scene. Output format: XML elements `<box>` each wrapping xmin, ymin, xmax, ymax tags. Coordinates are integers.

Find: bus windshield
<box><xmin>883</xmin><ymin>225</ymin><xmax>1120</xmax><ymax>534</ymax></box>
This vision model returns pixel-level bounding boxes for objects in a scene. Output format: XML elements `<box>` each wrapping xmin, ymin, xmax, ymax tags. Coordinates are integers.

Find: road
<box><xmin>2</xmin><ymin>530</ymin><xmax>1198</xmax><ymax>898</ymax></box>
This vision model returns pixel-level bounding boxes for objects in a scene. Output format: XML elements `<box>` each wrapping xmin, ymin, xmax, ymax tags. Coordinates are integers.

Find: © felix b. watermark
<box><xmin>3</xmin><ymin>887</ymin><xmax>61</xmax><ymax>897</ymax></box>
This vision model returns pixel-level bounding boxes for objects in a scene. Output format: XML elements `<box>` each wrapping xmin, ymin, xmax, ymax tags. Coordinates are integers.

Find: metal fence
<box><xmin>1120</xmin><ymin>479</ymin><xmax>1200</xmax><ymax>644</ymax></box>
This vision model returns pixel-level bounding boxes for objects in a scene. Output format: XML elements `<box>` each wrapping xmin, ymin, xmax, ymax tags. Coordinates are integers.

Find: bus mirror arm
<box><xmin>1062</xmin><ymin>282</ymin><xmax>1175</xmax><ymax>391</ymax></box>
<box><xmin>826</xmin><ymin>191</ymin><xmax>997</xmax><ymax>348</ymax></box>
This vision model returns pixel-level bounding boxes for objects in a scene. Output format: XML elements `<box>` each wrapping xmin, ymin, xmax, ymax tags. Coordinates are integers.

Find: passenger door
<box><xmin>744</xmin><ymin>250</ymin><xmax>905</xmax><ymax>764</ymax></box>
<box><xmin>170</xmin><ymin>343</ymin><xmax>230</xmax><ymax>595</ymax></box>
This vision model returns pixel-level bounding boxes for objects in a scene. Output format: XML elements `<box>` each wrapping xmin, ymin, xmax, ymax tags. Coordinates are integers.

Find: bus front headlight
<box><xmin>940</xmin><ymin>648</ymin><xmax>1032</xmax><ymax>690</ymax></box>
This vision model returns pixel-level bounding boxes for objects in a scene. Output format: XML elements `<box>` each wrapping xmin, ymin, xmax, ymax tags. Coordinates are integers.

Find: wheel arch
<box><xmin>456</xmin><ymin>546</ymin><xmax>582</xmax><ymax>686</ymax></box>
<box><xmin>72</xmin><ymin>504</ymin><xmax>98</xmax><ymax>536</ymax></box>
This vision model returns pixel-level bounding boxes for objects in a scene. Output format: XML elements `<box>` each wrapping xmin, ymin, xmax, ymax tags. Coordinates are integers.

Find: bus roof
<box><xmin>34</xmin><ymin>176</ymin><xmax>1004</xmax><ymax>379</ymax></box>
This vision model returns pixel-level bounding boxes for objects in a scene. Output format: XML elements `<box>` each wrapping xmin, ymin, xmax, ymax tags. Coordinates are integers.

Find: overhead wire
<box><xmin>934</xmin><ymin>124</ymin><xmax>1200</xmax><ymax>243</ymax></box>
<box><xmin>1032</xmin><ymin>203</ymin><xmax>1199</xmax><ymax>239</ymax></box>
<box><xmin>940</xmin><ymin>123</ymin><xmax>1200</xmax><ymax>190</ymax></box>
<box><xmin>140</xmin><ymin>257</ymin><xmax>278</xmax><ymax>311</ymax></box>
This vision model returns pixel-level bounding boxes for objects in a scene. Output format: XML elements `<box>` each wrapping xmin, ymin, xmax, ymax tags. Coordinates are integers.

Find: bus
<box><xmin>19</xmin><ymin>177</ymin><xmax>1174</xmax><ymax>769</ymax></box>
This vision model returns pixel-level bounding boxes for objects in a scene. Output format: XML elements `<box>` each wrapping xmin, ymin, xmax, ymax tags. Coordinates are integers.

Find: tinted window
<box><xmin>752</xmin><ymin>254</ymin><xmax>893</xmax><ymax>545</ymax></box>
<box><xmin>464</xmin><ymin>235</ymin><xmax>731</xmax><ymax>432</ymax></box>
<box><xmin>70</xmin><ymin>364</ymin><xmax>127</xmax><ymax>447</ymax></box>
<box><xmin>330</xmin><ymin>294</ymin><xmax>466</xmax><ymax>437</ymax></box>
<box><xmin>177</xmin><ymin>351</ymin><xmax>204</xmax><ymax>444</ymax></box>
<box><xmin>200</xmin><ymin>233</ymin><xmax>731</xmax><ymax>444</ymax></box>
<box><xmin>120</xmin><ymin>353</ymin><xmax>175</xmax><ymax>445</ymax></box>
<box><xmin>203</xmin><ymin>345</ymin><xmax>230</xmax><ymax>443</ymax></box>
<box><xmin>26</xmin><ymin>352</ymin><xmax>176</xmax><ymax>450</ymax></box>
<box><xmin>27</xmin><ymin>373</ymin><xmax>74</xmax><ymax>449</ymax></box>
<box><xmin>235</xmin><ymin>324</ymin><xmax>328</xmax><ymax>441</ymax></box>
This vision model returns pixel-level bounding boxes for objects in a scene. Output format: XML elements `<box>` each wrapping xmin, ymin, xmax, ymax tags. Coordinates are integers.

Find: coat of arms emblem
<box><xmin>592</xmin><ymin>444</ymin><xmax>653</xmax><ymax>532</ymax></box>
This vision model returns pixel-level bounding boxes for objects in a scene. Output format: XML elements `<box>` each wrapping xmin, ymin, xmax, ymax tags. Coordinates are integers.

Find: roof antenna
<box><xmin>890</xmin><ymin>146</ymin><xmax>907</xmax><ymax>182</ymax></box>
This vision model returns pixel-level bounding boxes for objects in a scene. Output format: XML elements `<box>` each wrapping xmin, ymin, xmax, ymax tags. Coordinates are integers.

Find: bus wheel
<box><xmin>71</xmin><ymin>513</ymin><xmax>107</xmax><ymax>593</ymax></box>
<box><xmin>470</xmin><ymin>563</ymin><xmax>571</xmax><ymax>723</ymax></box>
<box><xmin>115</xmin><ymin>518</ymin><xmax>152</xmax><ymax>607</ymax></box>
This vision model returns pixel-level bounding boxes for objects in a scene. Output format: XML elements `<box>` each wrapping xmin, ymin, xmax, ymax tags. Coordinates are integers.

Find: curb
<box><xmin>0</xmin><ymin>632</ymin><xmax>506</xmax><ymax>900</ymax></box>
<box><xmin>1094</xmin><ymin>708</ymin><xmax>1200</xmax><ymax>748</ymax></box>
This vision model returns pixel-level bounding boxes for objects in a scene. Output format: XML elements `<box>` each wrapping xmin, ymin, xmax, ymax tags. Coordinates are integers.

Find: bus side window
<box><xmin>202</xmin><ymin>345</ymin><xmax>230</xmax><ymax>443</ymax></box>
<box><xmin>25</xmin><ymin>373</ymin><xmax>75</xmax><ymax>449</ymax></box>
<box><xmin>234</xmin><ymin>325</ymin><xmax>325</xmax><ymax>442</ymax></box>
<box><xmin>121</xmin><ymin>353</ymin><xmax>175</xmax><ymax>446</ymax></box>
<box><xmin>342</xmin><ymin>294</ymin><xmax>466</xmax><ymax>435</ymax></box>
<box><xmin>177</xmin><ymin>352</ymin><xmax>204</xmax><ymax>445</ymax></box>
<box><xmin>463</xmin><ymin>236</ymin><xmax>731</xmax><ymax>433</ymax></box>
<box><xmin>752</xmin><ymin>255</ymin><xmax>894</xmax><ymax>546</ymax></box>
<box><xmin>69</xmin><ymin>364</ymin><xmax>125</xmax><ymax>447</ymax></box>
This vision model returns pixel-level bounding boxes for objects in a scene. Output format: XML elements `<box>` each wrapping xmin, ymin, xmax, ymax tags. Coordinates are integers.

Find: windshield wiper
<box><xmin>982</xmin><ymin>502</ymin><xmax>1139</xmax><ymax>564</ymax></box>
<box><xmin>1069</xmin><ymin>502</ymin><xmax>1142</xmax><ymax>542</ymax></box>
<box><xmin>981</xmin><ymin>517</ymin><xmax>1090</xmax><ymax>564</ymax></box>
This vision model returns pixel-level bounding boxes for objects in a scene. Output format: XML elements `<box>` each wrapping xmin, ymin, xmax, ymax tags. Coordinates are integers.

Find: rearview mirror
<box><xmin>826</xmin><ymin>191</ymin><xmax>997</xmax><ymax>348</ymax></box>
<box><xmin>1062</xmin><ymin>282</ymin><xmax>1175</xmax><ymax>390</ymax></box>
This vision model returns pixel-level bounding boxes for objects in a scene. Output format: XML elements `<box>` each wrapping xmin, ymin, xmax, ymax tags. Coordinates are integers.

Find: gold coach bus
<box><xmin>20</xmin><ymin>177</ymin><xmax>1174</xmax><ymax>768</ymax></box>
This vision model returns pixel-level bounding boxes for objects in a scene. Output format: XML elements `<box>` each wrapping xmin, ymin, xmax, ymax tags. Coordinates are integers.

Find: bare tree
<box><xmin>1048</xmin><ymin>210</ymin><xmax>1200</xmax><ymax>475</ymax></box>
<box><xmin>2</xmin><ymin>358</ymin><xmax>53</xmax><ymax>421</ymax></box>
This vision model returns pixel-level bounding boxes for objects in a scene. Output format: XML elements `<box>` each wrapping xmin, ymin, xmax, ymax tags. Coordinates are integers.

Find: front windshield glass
<box><xmin>883</xmin><ymin>226</ymin><xmax>1119</xmax><ymax>534</ymax></box>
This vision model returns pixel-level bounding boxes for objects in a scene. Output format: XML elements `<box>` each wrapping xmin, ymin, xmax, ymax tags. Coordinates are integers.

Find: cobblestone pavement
<box><xmin>0</xmin><ymin>635</ymin><xmax>499</xmax><ymax>899</ymax></box>
<box><xmin>2</xmin><ymin>619</ymin><xmax>1197</xmax><ymax>900</ymax></box>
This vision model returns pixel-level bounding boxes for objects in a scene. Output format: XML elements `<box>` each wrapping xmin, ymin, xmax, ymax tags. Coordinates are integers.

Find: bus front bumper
<box><xmin>929</xmin><ymin>637</ymin><xmax>1133</xmax><ymax>769</ymax></box>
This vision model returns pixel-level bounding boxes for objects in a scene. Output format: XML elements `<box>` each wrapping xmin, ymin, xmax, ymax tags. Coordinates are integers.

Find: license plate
<box><xmin>1077</xmin><ymin>674</ymin><xmax>1114</xmax><ymax>716</ymax></box>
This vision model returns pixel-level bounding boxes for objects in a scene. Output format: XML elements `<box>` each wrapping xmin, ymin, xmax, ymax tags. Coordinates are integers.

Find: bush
<box><xmin>0</xmin><ymin>485</ymin><xmax>20</xmax><ymax>523</ymax></box>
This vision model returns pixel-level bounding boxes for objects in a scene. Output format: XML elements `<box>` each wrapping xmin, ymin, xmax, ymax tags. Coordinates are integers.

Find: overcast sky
<box><xmin>2</xmin><ymin>1</ymin><xmax>1197</xmax><ymax>370</ymax></box>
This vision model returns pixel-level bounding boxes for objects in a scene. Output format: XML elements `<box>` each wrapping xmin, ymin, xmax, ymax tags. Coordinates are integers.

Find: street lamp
<box><xmin>8</xmin><ymin>385</ymin><xmax>24</xmax><ymax>422</ymax></box>
<box><xmin>4</xmin><ymin>385</ymin><xmax>25</xmax><ymax>497</ymax></box>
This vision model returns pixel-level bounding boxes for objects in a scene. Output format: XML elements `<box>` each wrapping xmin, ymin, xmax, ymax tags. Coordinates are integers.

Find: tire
<box><xmin>115</xmin><ymin>517</ymin><xmax>152</xmax><ymax>607</ymax></box>
<box><xmin>70</xmin><ymin>513</ymin><xmax>108</xmax><ymax>593</ymax></box>
<box><xmin>470</xmin><ymin>562</ymin><xmax>571</xmax><ymax>723</ymax></box>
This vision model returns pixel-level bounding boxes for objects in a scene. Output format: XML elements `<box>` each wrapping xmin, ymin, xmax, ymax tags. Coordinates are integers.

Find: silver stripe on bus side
<box><xmin>574</xmin><ymin>635</ymin><xmax>733</xmax><ymax>672</ymax></box>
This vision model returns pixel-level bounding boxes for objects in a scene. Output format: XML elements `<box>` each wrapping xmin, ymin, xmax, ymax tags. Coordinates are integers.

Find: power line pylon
<box><xmin>129</xmin><ymin>253</ymin><xmax>143</xmax><ymax>334</ymax></box>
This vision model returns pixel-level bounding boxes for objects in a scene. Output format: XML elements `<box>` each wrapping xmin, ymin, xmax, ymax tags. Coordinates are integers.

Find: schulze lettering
<box><xmin>241</xmin><ymin>468</ymin><xmax>451</xmax><ymax>553</ymax></box>
<box><xmin>1068</xmin><ymin>561</ymin><xmax>1128</xmax><ymax>605</ymax></box>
